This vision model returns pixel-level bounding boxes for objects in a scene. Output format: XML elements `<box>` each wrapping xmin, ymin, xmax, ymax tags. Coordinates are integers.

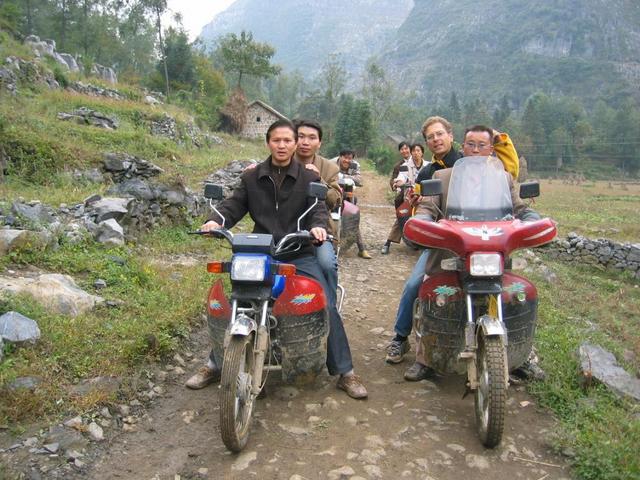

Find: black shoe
<box><xmin>404</xmin><ymin>362</ymin><xmax>435</xmax><ymax>381</ymax></box>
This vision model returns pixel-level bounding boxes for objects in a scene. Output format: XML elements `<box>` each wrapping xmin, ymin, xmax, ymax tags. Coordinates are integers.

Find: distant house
<box><xmin>241</xmin><ymin>100</ymin><xmax>289</xmax><ymax>139</ymax></box>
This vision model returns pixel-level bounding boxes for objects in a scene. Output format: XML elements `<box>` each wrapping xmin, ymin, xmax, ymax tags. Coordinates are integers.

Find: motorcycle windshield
<box><xmin>445</xmin><ymin>156</ymin><xmax>513</xmax><ymax>221</ymax></box>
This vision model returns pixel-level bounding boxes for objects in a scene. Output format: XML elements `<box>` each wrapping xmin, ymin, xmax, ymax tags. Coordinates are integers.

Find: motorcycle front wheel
<box><xmin>220</xmin><ymin>334</ymin><xmax>257</xmax><ymax>452</ymax></box>
<box><xmin>474</xmin><ymin>332</ymin><xmax>507</xmax><ymax>448</ymax></box>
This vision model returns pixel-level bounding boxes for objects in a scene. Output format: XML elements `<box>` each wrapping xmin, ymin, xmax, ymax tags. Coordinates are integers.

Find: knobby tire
<box><xmin>475</xmin><ymin>333</ymin><xmax>507</xmax><ymax>448</ymax></box>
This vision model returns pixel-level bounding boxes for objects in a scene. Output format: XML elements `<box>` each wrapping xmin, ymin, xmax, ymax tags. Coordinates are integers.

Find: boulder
<box><xmin>0</xmin><ymin>311</ymin><xmax>40</xmax><ymax>344</ymax></box>
<box><xmin>578</xmin><ymin>343</ymin><xmax>640</xmax><ymax>402</ymax></box>
<box><xmin>58</xmin><ymin>53</ymin><xmax>80</xmax><ymax>72</ymax></box>
<box><xmin>0</xmin><ymin>229</ymin><xmax>53</xmax><ymax>255</ymax></box>
<box><xmin>0</xmin><ymin>273</ymin><xmax>104</xmax><ymax>317</ymax></box>
<box><xmin>107</xmin><ymin>178</ymin><xmax>157</xmax><ymax>200</ymax></box>
<box><xmin>89</xmin><ymin>197</ymin><xmax>131</xmax><ymax>222</ymax></box>
<box><xmin>90</xmin><ymin>63</ymin><xmax>117</xmax><ymax>84</ymax></box>
<box><xmin>11</xmin><ymin>201</ymin><xmax>56</xmax><ymax>226</ymax></box>
<box><xmin>95</xmin><ymin>218</ymin><xmax>125</xmax><ymax>246</ymax></box>
<box><xmin>57</xmin><ymin>107</ymin><xmax>118</xmax><ymax>130</ymax></box>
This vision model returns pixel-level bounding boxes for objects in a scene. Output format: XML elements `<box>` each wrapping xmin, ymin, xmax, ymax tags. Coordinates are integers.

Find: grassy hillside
<box><xmin>0</xmin><ymin>31</ymin><xmax>266</xmax><ymax>424</ymax></box>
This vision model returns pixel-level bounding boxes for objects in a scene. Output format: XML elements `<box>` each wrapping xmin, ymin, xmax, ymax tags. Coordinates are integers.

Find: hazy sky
<box><xmin>165</xmin><ymin>0</ymin><xmax>236</xmax><ymax>41</ymax></box>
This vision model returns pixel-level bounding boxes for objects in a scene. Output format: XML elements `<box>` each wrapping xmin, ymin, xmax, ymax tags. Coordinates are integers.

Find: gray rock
<box><xmin>107</xmin><ymin>178</ymin><xmax>157</xmax><ymax>200</ymax></box>
<box><xmin>95</xmin><ymin>218</ymin><xmax>125</xmax><ymax>246</ymax></box>
<box><xmin>94</xmin><ymin>279</ymin><xmax>107</xmax><ymax>289</ymax></box>
<box><xmin>69</xmin><ymin>376</ymin><xmax>120</xmax><ymax>398</ymax></box>
<box><xmin>58</xmin><ymin>53</ymin><xmax>79</xmax><ymax>72</ymax></box>
<box><xmin>57</xmin><ymin>107</ymin><xmax>118</xmax><ymax>130</ymax></box>
<box><xmin>578</xmin><ymin>342</ymin><xmax>640</xmax><ymax>402</ymax></box>
<box><xmin>7</xmin><ymin>376</ymin><xmax>41</xmax><ymax>391</ymax></box>
<box><xmin>43</xmin><ymin>442</ymin><xmax>60</xmax><ymax>453</ymax></box>
<box><xmin>0</xmin><ymin>273</ymin><xmax>104</xmax><ymax>316</ymax></box>
<box><xmin>0</xmin><ymin>311</ymin><xmax>41</xmax><ymax>344</ymax></box>
<box><xmin>11</xmin><ymin>202</ymin><xmax>55</xmax><ymax>226</ymax></box>
<box><xmin>90</xmin><ymin>63</ymin><xmax>117</xmax><ymax>84</ymax></box>
<box><xmin>87</xmin><ymin>422</ymin><xmax>104</xmax><ymax>441</ymax></box>
<box><xmin>90</xmin><ymin>197</ymin><xmax>131</xmax><ymax>222</ymax></box>
<box><xmin>44</xmin><ymin>425</ymin><xmax>88</xmax><ymax>452</ymax></box>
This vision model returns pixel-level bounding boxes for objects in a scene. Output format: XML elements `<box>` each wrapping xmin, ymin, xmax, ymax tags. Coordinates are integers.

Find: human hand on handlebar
<box><xmin>310</xmin><ymin>226</ymin><xmax>327</xmax><ymax>243</ymax></box>
<box><xmin>200</xmin><ymin>220</ymin><xmax>222</xmax><ymax>232</ymax></box>
<box><xmin>305</xmin><ymin>164</ymin><xmax>320</xmax><ymax>175</ymax></box>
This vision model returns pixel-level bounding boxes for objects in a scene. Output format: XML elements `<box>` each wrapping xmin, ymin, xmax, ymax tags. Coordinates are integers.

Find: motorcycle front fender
<box><xmin>224</xmin><ymin>314</ymin><xmax>257</xmax><ymax>348</ymax></box>
<box><xmin>477</xmin><ymin>314</ymin><xmax>508</xmax><ymax>344</ymax></box>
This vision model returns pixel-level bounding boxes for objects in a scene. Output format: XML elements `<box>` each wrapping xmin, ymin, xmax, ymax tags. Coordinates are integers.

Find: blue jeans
<box><xmin>315</xmin><ymin>241</ymin><xmax>338</xmax><ymax>306</ymax></box>
<box><xmin>394</xmin><ymin>249</ymin><xmax>430</xmax><ymax>337</ymax></box>
<box><xmin>209</xmin><ymin>254</ymin><xmax>353</xmax><ymax>376</ymax></box>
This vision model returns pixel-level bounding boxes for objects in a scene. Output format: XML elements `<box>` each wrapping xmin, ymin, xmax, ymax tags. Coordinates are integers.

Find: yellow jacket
<box><xmin>494</xmin><ymin>133</ymin><xmax>519</xmax><ymax>180</ymax></box>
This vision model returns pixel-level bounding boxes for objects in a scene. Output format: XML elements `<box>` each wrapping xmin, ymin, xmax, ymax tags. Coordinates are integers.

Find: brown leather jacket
<box><xmin>207</xmin><ymin>156</ymin><xmax>329</xmax><ymax>252</ymax></box>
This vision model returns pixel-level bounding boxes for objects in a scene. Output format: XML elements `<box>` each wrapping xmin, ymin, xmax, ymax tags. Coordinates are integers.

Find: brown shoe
<box><xmin>185</xmin><ymin>366</ymin><xmax>221</xmax><ymax>389</ymax></box>
<box><xmin>337</xmin><ymin>374</ymin><xmax>368</xmax><ymax>399</ymax></box>
<box><xmin>358</xmin><ymin>250</ymin><xmax>372</xmax><ymax>259</ymax></box>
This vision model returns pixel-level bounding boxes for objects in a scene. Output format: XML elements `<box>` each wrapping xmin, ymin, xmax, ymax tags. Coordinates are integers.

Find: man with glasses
<box><xmin>385</xmin><ymin>117</ymin><xmax>520</xmax><ymax>381</ymax></box>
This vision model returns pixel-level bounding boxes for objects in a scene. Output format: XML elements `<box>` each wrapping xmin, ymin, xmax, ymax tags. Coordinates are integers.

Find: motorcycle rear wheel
<box><xmin>474</xmin><ymin>333</ymin><xmax>507</xmax><ymax>448</ymax></box>
<box><xmin>220</xmin><ymin>334</ymin><xmax>257</xmax><ymax>452</ymax></box>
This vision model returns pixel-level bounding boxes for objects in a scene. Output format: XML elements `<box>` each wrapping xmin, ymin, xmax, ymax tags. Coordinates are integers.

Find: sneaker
<box><xmin>381</xmin><ymin>244</ymin><xmax>390</xmax><ymax>255</ymax></box>
<box><xmin>185</xmin><ymin>365</ymin><xmax>221</xmax><ymax>389</ymax></box>
<box><xmin>336</xmin><ymin>374</ymin><xmax>368</xmax><ymax>399</ymax></box>
<box><xmin>403</xmin><ymin>362</ymin><xmax>435</xmax><ymax>381</ymax></box>
<box><xmin>385</xmin><ymin>338</ymin><xmax>410</xmax><ymax>364</ymax></box>
<box><xmin>358</xmin><ymin>249</ymin><xmax>372</xmax><ymax>259</ymax></box>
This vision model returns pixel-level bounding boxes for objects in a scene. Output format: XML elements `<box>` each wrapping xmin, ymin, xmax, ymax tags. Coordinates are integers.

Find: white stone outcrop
<box><xmin>0</xmin><ymin>274</ymin><xmax>104</xmax><ymax>317</ymax></box>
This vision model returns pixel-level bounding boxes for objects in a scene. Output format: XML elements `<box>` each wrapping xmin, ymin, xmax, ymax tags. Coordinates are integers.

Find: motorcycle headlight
<box><xmin>231</xmin><ymin>255</ymin><xmax>268</xmax><ymax>282</ymax></box>
<box><xmin>469</xmin><ymin>253</ymin><xmax>502</xmax><ymax>277</ymax></box>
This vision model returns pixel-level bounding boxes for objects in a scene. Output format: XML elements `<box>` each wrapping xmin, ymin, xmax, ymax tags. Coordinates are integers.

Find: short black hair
<box><xmin>339</xmin><ymin>148</ymin><xmax>355</xmax><ymax>157</ymax></box>
<box><xmin>266</xmin><ymin>119</ymin><xmax>297</xmax><ymax>142</ymax></box>
<box><xmin>398</xmin><ymin>141</ymin><xmax>410</xmax><ymax>150</ymax></box>
<box><xmin>463</xmin><ymin>125</ymin><xmax>494</xmax><ymax>142</ymax></box>
<box><xmin>293</xmin><ymin>119</ymin><xmax>323</xmax><ymax>141</ymax></box>
<box><xmin>410</xmin><ymin>143</ymin><xmax>425</xmax><ymax>153</ymax></box>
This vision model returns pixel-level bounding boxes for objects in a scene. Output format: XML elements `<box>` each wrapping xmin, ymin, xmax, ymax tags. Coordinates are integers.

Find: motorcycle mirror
<box><xmin>204</xmin><ymin>183</ymin><xmax>224</xmax><ymax>200</ymax></box>
<box><xmin>519</xmin><ymin>181</ymin><xmax>540</xmax><ymax>199</ymax></box>
<box><xmin>308</xmin><ymin>182</ymin><xmax>328</xmax><ymax>201</ymax></box>
<box><xmin>419</xmin><ymin>179</ymin><xmax>443</xmax><ymax>197</ymax></box>
<box><xmin>398</xmin><ymin>165</ymin><xmax>409</xmax><ymax>172</ymax></box>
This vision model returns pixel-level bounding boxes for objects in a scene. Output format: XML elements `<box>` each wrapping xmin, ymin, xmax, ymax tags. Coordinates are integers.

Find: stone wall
<box><xmin>545</xmin><ymin>232</ymin><xmax>640</xmax><ymax>279</ymax></box>
<box><xmin>241</xmin><ymin>104</ymin><xmax>281</xmax><ymax>139</ymax></box>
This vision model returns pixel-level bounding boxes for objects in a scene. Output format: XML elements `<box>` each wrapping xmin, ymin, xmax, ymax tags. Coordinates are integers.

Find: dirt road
<box><xmin>82</xmin><ymin>170</ymin><xmax>571</xmax><ymax>480</ymax></box>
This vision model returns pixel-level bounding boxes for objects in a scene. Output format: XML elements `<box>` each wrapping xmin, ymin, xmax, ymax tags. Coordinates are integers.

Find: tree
<box><xmin>361</xmin><ymin>60</ymin><xmax>393</xmax><ymax>130</ymax></box>
<box><xmin>141</xmin><ymin>0</ymin><xmax>170</xmax><ymax>99</ymax></box>
<box><xmin>215</xmin><ymin>31</ymin><xmax>280</xmax><ymax>90</ymax></box>
<box><xmin>160</xmin><ymin>27</ymin><xmax>195</xmax><ymax>90</ymax></box>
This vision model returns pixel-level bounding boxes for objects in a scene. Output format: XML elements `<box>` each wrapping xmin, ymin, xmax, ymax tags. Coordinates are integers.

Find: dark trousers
<box><xmin>209</xmin><ymin>255</ymin><xmax>353</xmax><ymax>376</ymax></box>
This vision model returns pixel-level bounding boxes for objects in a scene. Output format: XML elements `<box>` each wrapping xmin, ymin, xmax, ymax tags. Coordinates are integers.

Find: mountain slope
<box><xmin>199</xmin><ymin>0</ymin><xmax>414</xmax><ymax>79</ymax></box>
<box><xmin>379</xmin><ymin>0</ymin><xmax>640</xmax><ymax>105</ymax></box>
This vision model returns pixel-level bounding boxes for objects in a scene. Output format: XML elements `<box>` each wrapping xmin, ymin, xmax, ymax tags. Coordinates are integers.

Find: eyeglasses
<box><xmin>426</xmin><ymin>130</ymin><xmax>448</xmax><ymax>142</ymax></box>
<box><xmin>464</xmin><ymin>142</ymin><xmax>490</xmax><ymax>150</ymax></box>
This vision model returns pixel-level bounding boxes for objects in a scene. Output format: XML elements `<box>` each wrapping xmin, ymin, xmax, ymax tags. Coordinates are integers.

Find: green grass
<box><xmin>528</xmin><ymin>257</ymin><xmax>640</xmax><ymax>479</ymax></box>
<box><xmin>535</xmin><ymin>180</ymin><xmax>640</xmax><ymax>242</ymax></box>
<box><xmin>0</xmin><ymin>228</ymin><xmax>230</xmax><ymax>424</ymax></box>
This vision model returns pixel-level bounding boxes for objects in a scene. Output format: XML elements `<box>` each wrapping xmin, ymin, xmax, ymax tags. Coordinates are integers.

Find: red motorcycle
<box><xmin>197</xmin><ymin>183</ymin><xmax>330</xmax><ymax>452</ymax></box>
<box><xmin>403</xmin><ymin>157</ymin><xmax>557</xmax><ymax>447</ymax></box>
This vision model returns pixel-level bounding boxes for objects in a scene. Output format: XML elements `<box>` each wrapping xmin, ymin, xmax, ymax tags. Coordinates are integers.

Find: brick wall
<box><xmin>241</xmin><ymin>105</ymin><xmax>281</xmax><ymax>139</ymax></box>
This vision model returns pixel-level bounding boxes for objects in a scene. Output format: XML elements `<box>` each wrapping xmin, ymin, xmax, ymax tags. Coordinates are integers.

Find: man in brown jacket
<box><xmin>293</xmin><ymin>120</ymin><xmax>342</xmax><ymax>304</ymax></box>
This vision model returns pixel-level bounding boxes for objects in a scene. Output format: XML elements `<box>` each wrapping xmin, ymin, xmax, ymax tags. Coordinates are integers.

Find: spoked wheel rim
<box><xmin>220</xmin><ymin>335</ymin><xmax>256</xmax><ymax>452</ymax></box>
<box><xmin>474</xmin><ymin>333</ymin><xmax>507</xmax><ymax>448</ymax></box>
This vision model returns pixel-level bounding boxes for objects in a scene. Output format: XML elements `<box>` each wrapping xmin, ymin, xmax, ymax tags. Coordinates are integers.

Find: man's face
<box><xmin>411</xmin><ymin>147</ymin><xmax>424</xmax><ymax>163</ymax></box>
<box><xmin>339</xmin><ymin>154</ymin><xmax>353</xmax><ymax>169</ymax></box>
<box><xmin>296</xmin><ymin>126</ymin><xmax>322</xmax><ymax>160</ymax></box>
<box><xmin>267</xmin><ymin>127</ymin><xmax>297</xmax><ymax>166</ymax></box>
<box><xmin>425</xmin><ymin>122</ymin><xmax>454</xmax><ymax>158</ymax></box>
<box><xmin>462</xmin><ymin>130</ymin><xmax>494</xmax><ymax>157</ymax></box>
<box><xmin>399</xmin><ymin>144</ymin><xmax>411</xmax><ymax>160</ymax></box>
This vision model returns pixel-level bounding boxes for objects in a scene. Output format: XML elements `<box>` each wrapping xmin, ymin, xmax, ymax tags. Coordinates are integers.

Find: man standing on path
<box><xmin>336</xmin><ymin>148</ymin><xmax>372</xmax><ymax>259</ymax></box>
<box><xmin>186</xmin><ymin>119</ymin><xmax>367</xmax><ymax>399</ymax></box>
<box><xmin>381</xmin><ymin>141</ymin><xmax>418</xmax><ymax>255</ymax></box>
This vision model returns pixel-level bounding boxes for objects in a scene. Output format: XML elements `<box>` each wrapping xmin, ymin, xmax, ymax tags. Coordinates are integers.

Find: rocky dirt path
<box><xmin>80</xmin><ymin>171</ymin><xmax>571</xmax><ymax>480</ymax></box>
